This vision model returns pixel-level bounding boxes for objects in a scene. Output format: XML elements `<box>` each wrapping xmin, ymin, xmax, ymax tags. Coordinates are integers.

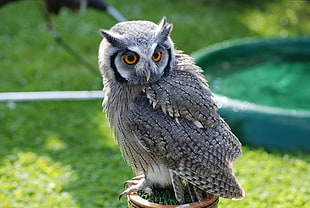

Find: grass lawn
<box><xmin>0</xmin><ymin>0</ymin><xmax>310</xmax><ymax>207</ymax></box>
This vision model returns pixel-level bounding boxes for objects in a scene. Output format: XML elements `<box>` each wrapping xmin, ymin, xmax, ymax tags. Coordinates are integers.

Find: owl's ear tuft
<box><xmin>158</xmin><ymin>16</ymin><xmax>168</xmax><ymax>27</ymax></box>
<box><xmin>99</xmin><ymin>29</ymin><xmax>126</xmax><ymax>48</ymax></box>
<box><xmin>155</xmin><ymin>16</ymin><xmax>173</xmax><ymax>44</ymax></box>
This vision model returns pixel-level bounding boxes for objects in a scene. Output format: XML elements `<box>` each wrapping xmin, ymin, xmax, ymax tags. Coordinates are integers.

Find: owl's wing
<box><xmin>144</xmin><ymin>55</ymin><xmax>242</xmax><ymax>162</ymax></box>
<box><xmin>128</xmin><ymin>93</ymin><xmax>243</xmax><ymax>199</ymax></box>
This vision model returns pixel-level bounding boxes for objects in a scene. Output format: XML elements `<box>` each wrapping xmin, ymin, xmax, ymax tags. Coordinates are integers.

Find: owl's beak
<box><xmin>146</xmin><ymin>70</ymin><xmax>151</xmax><ymax>82</ymax></box>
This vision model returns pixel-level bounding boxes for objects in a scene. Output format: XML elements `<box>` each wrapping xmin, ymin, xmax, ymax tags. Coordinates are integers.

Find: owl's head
<box><xmin>98</xmin><ymin>17</ymin><xmax>174</xmax><ymax>85</ymax></box>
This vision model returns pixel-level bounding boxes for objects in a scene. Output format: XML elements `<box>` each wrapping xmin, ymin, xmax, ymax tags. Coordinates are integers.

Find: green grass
<box><xmin>138</xmin><ymin>184</ymin><xmax>196</xmax><ymax>205</ymax></box>
<box><xmin>0</xmin><ymin>0</ymin><xmax>310</xmax><ymax>207</ymax></box>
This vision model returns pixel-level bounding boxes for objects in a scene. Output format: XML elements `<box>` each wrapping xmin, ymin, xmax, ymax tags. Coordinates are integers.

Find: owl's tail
<box><xmin>177</xmin><ymin>166</ymin><xmax>245</xmax><ymax>200</ymax></box>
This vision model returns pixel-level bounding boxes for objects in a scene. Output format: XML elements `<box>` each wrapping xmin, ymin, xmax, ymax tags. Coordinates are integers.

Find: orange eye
<box><xmin>152</xmin><ymin>51</ymin><xmax>162</xmax><ymax>62</ymax></box>
<box><xmin>123</xmin><ymin>55</ymin><xmax>139</xmax><ymax>65</ymax></box>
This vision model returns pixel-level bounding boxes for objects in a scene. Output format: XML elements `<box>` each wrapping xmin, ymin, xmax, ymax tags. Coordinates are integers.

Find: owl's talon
<box><xmin>123</xmin><ymin>180</ymin><xmax>137</xmax><ymax>188</ymax></box>
<box><xmin>119</xmin><ymin>175</ymin><xmax>152</xmax><ymax>200</ymax></box>
<box><xmin>123</xmin><ymin>174</ymin><xmax>145</xmax><ymax>188</ymax></box>
<box><xmin>131</xmin><ymin>174</ymin><xmax>145</xmax><ymax>181</ymax></box>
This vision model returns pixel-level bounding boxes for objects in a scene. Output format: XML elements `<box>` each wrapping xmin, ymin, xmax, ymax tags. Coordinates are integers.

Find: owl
<box><xmin>98</xmin><ymin>17</ymin><xmax>244</xmax><ymax>203</ymax></box>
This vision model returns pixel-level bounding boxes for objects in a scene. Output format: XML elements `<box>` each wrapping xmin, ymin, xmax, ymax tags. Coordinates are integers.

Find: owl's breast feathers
<box><xmin>125</xmin><ymin>53</ymin><xmax>244</xmax><ymax>199</ymax></box>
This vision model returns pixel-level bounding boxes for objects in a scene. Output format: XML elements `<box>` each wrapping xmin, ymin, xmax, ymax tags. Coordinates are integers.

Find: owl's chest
<box><xmin>103</xmin><ymin>84</ymin><xmax>143</xmax><ymax>130</ymax></box>
<box><xmin>105</xmin><ymin>93</ymin><xmax>156</xmax><ymax>172</ymax></box>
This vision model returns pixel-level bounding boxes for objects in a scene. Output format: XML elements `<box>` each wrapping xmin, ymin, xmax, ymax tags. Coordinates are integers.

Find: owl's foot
<box><xmin>119</xmin><ymin>174</ymin><xmax>152</xmax><ymax>200</ymax></box>
<box><xmin>123</xmin><ymin>174</ymin><xmax>145</xmax><ymax>188</ymax></box>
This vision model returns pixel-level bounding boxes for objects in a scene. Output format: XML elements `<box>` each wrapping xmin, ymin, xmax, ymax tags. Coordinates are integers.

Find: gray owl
<box><xmin>98</xmin><ymin>17</ymin><xmax>244</xmax><ymax>203</ymax></box>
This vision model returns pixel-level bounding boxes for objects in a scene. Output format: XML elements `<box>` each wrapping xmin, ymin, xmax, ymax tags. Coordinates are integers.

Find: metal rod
<box><xmin>0</xmin><ymin>91</ymin><xmax>104</xmax><ymax>102</ymax></box>
<box><xmin>106</xmin><ymin>5</ymin><xmax>127</xmax><ymax>22</ymax></box>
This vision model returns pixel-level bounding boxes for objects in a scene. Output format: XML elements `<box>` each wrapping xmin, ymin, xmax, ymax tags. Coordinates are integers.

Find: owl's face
<box><xmin>99</xmin><ymin>17</ymin><xmax>174</xmax><ymax>85</ymax></box>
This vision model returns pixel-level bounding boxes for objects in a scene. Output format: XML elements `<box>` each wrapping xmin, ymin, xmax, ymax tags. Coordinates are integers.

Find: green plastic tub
<box><xmin>192</xmin><ymin>37</ymin><xmax>310</xmax><ymax>152</ymax></box>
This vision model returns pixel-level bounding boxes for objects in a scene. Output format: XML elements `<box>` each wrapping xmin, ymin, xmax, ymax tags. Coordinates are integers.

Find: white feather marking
<box><xmin>174</xmin><ymin>111</ymin><xmax>180</xmax><ymax>117</ymax></box>
<box><xmin>153</xmin><ymin>101</ymin><xmax>157</xmax><ymax>108</ymax></box>
<box><xmin>145</xmin><ymin>91</ymin><xmax>151</xmax><ymax>99</ymax></box>
<box><xmin>193</xmin><ymin>120</ymin><xmax>203</xmax><ymax>128</ymax></box>
<box><xmin>161</xmin><ymin>105</ymin><xmax>167</xmax><ymax>114</ymax></box>
<box><xmin>175</xmin><ymin>117</ymin><xmax>180</xmax><ymax>124</ymax></box>
<box><xmin>167</xmin><ymin>105</ymin><xmax>174</xmax><ymax>117</ymax></box>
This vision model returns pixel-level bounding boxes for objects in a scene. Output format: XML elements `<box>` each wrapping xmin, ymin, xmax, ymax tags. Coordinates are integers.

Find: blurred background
<box><xmin>0</xmin><ymin>0</ymin><xmax>309</xmax><ymax>207</ymax></box>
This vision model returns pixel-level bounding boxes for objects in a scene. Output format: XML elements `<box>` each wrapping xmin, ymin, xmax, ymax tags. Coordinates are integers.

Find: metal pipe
<box><xmin>0</xmin><ymin>91</ymin><xmax>104</xmax><ymax>102</ymax></box>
